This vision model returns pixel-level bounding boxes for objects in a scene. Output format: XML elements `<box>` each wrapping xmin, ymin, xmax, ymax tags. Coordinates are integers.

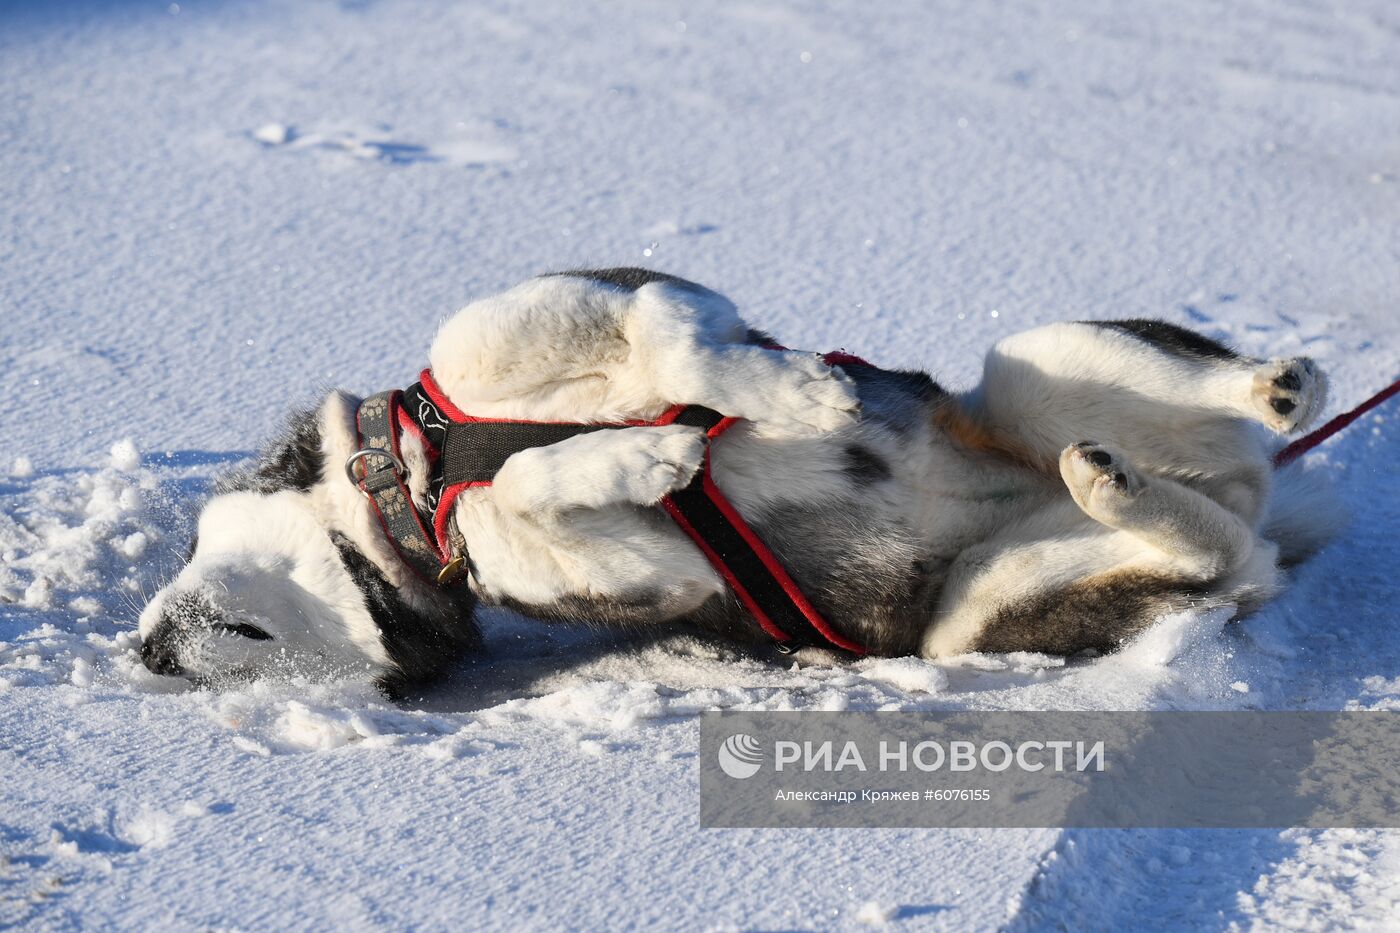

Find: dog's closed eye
<box><xmin>211</xmin><ymin>622</ymin><xmax>273</xmax><ymax>640</ymax></box>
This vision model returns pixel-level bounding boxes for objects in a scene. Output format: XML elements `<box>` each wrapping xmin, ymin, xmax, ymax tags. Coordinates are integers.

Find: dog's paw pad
<box><xmin>1060</xmin><ymin>441</ymin><xmax>1142</xmax><ymax>509</ymax></box>
<box><xmin>1252</xmin><ymin>358</ymin><xmax>1325</xmax><ymax>434</ymax></box>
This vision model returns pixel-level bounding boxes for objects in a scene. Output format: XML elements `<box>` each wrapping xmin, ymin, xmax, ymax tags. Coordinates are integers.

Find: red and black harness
<box><xmin>347</xmin><ymin>362</ymin><xmax>868</xmax><ymax>656</ymax></box>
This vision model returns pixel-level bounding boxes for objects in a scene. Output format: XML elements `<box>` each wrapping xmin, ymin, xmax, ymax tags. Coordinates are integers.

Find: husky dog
<box><xmin>138</xmin><ymin>269</ymin><xmax>1336</xmax><ymax>691</ymax></box>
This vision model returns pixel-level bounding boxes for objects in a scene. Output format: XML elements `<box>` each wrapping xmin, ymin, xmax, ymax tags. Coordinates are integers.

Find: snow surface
<box><xmin>3</xmin><ymin>0</ymin><xmax>1400</xmax><ymax>929</ymax></box>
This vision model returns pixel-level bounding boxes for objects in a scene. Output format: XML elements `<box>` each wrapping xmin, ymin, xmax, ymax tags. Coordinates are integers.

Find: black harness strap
<box><xmin>660</xmin><ymin>409</ymin><xmax>866</xmax><ymax>655</ymax></box>
<box><xmin>439</xmin><ymin>421</ymin><xmax>614</xmax><ymax>488</ymax></box>
<box><xmin>351</xmin><ymin>371</ymin><xmax>866</xmax><ymax>654</ymax></box>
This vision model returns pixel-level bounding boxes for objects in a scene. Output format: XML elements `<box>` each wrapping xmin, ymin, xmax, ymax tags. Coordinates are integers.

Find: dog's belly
<box><xmin>733</xmin><ymin>440</ymin><xmax>1059</xmax><ymax>655</ymax></box>
<box><xmin>450</xmin><ymin>363</ymin><xmax>1062</xmax><ymax>653</ymax></box>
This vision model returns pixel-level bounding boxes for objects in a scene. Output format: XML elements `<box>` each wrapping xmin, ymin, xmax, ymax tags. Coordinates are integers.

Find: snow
<box><xmin>857</xmin><ymin>656</ymin><xmax>951</xmax><ymax>695</ymax></box>
<box><xmin>252</xmin><ymin>122</ymin><xmax>290</xmax><ymax>146</ymax></box>
<box><xmin>857</xmin><ymin>900</ymin><xmax>898</xmax><ymax>926</ymax></box>
<box><xmin>2</xmin><ymin>0</ymin><xmax>1399</xmax><ymax>929</ymax></box>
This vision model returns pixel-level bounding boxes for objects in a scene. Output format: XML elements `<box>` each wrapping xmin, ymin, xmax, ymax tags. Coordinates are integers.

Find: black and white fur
<box><xmin>138</xmin><ymin>270</ymin><xmax>1338</xmax><ymax>690</ymax></box>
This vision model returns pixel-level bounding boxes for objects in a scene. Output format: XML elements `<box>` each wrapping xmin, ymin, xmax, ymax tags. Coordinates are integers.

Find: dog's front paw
<box><xmin>495</xmin><ymin>424</ymin><xmax>708</xmax><ymax>515</ymax></box>
<box><xmin>1251</xmin><ymin>358</ymin><xmax>1326</xmax><ymax>434</ymax></box>
<box><xmin>741</xmin><ymin>352</ymin><xmax>861</xmax><ymax>436</ymax></box>
<box><xmin>1060</xmin><ymin>441</ymin><xmax>1143</xmax><ymax>517</ymax></box>
<box><xmin>609</xmin><ymin>425</ymin><xmax>708</xmax><ymax>505</ymax></box>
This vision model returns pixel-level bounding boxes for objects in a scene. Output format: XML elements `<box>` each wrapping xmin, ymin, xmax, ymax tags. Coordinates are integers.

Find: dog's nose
<box><xmin>139</xmin><ymin>636</ymin><xmax>185</xmax><ymax>677</ymax></box>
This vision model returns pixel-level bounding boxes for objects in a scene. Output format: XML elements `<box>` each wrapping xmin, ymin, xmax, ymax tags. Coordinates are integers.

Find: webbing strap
<box><xmin>439</xmin><ymin>421</ymin><xmax>615</xmax><ymax>487</ymax></box>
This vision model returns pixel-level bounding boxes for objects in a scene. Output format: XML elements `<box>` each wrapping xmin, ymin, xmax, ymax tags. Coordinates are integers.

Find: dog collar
<box><xmin>347</xmin><ymin>367</ymin><xmax>868</xmax><ymax>655</ymax></box>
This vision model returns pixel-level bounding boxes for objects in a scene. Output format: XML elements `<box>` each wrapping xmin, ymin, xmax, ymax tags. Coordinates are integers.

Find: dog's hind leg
<box><xmin>920</xmin><ymin>441</ymin><xmax>1278</xmax><ymax>658</ymax></box>
<box><xmin>968</xmin><ymin>321</ymin><xmax>1329</xmax><ymax>459</ymax></box>
<box><xmin>1057</xmin><ymin>441</ymin><xmax>1259</xmax><ymax>579</ymax></box>
<box><xmin>961</xmin><ymin>320</ymin><xmax>1327</xmax><ymax>521</ymax></box>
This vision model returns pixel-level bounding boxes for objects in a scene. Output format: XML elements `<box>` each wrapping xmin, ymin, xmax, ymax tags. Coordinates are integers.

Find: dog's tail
<box><xmin>1262</xmin><ymin>461</ymin><xmax>1346</xmax><ymax>568</ymax></box>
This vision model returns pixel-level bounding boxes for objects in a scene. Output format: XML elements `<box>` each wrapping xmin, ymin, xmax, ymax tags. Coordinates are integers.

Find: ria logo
<box><xmin>717</xmin><ymin>733</ymin><xmax>764</xmax><ymax>779</ymax></box>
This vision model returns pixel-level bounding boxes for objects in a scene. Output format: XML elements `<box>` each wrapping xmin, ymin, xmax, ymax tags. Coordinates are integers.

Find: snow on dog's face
<box><xmin>137</xmin><ymin>397</ymin><xmax>480</xmax><ymax>693</ymax></box>
<box><xmin>138</xmin><ymin>490</ymin><xmax>393</xmax><ymax>684</ymax></box>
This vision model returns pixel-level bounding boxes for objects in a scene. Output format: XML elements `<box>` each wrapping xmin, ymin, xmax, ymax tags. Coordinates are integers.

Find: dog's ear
<box><xmin>216</xmin><ymin>405</ymin><xmax>326</xmax><ymax>495</ymax></box>
<box><xmin>328</xmin><ymin>532</ymin><xmax>481</xmax><ymax>697</ymax></box>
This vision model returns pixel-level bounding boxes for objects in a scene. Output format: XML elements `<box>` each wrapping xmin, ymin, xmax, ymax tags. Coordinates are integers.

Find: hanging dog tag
<box><xmin>436</xmin><ymin>555</ymin><xmax>467</xmax><ymax>585</ymax></box>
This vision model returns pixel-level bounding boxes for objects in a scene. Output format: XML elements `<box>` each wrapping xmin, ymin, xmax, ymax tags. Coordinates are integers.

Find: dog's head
<box><xmin>137</xmin><ymin>393</ymin><xmax>479</xmax><ymax>694</ymax></box>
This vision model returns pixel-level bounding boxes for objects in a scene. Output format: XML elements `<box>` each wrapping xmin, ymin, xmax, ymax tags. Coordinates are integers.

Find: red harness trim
<box><xmin>395</xmin><ymin>406</ymin><xmax>439</xmax><ymax>461</ymax></box>
<box><xmin>417</xmin><ymin>369</ymin><xmax>691</xmax><ymax>429</ymax></box>
<box><xmin>820</xmin><ymin>350</ymin><xmax>871</xmax><ymax>368</ymax></box>
<box><xmin>414</xmin><ymin>367</ymin><xmax>865</xmax><ymax>654</ymax></box>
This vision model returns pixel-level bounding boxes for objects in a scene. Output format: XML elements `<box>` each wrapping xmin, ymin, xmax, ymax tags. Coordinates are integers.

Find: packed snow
<box><xmin>2</xmin><ymin>0</ymin><xmax>1399</xmax><ymax>928</ymax></box>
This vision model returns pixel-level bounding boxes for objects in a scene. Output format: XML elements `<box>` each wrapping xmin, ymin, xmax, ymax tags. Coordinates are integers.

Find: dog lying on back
<box><xmin>138</xmin><ymin>269</ymin><xmax>1337</xmax><ymax>691</ymax></box>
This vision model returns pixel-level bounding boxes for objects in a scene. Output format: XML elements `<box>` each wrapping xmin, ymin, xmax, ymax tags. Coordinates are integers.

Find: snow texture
<box><xmin>2</xmin><ymin>0</ymin><xmax>1399</xmax><ymax>929</ymax></box>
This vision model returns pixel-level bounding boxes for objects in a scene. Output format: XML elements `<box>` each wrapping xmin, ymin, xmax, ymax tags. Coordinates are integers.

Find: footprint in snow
<box><xmin>251</xmin><ymin>122</ymin><xmax>517</xmax><ymax>167</ymax></box>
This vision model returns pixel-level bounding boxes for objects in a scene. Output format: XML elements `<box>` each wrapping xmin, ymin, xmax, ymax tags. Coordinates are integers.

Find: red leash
<box><xmin>1273</xmin><ymin>376</ymin><xmax>1400</xmax><ymax>468</ymax></box>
